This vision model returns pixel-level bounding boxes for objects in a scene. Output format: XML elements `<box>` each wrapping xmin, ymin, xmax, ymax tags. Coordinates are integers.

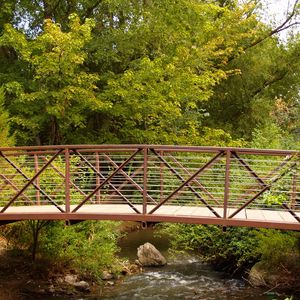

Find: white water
<box><xmin>100</xmin><ymin>229</ymin><xmax>289</xmax><ymax>300</ymax></box>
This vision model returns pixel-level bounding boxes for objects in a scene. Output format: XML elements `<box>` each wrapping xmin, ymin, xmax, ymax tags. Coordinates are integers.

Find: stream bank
<box><xmin>101</xmin><ymin>227</ymin><xmax>295</xmax><ymax>300</ymax></box>
<box><xmin>0</xmin><ymin>225</ymin><xmax>298</xmax><ymax>300</ymax></box>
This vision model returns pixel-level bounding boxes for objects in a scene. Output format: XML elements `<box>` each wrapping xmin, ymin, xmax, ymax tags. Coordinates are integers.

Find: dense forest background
<box><xmin>1</xmin><ymin>1</ymin><xmax>300</xmax><ymax>295</ymax></box>
<box><xmin>0</xmin><ymin>0</ymin><xmax>300</xmax><ymax>149</ymax></box>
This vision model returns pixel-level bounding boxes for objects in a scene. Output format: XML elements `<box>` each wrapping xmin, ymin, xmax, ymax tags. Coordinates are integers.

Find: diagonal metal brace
<box><xmin>232</xmin><ymin>152</ymin><xmax>268</xmax><ymax>187</ymax></box>
<box><xmin>72</xmin><ymin>149</ymin><xmax>142</xmax><ymax>213</ymax></box>
<box><xmin>0</xmin><ymin>150</ymin><xmax>64</xmax><ymax>213</ymax></box>
<box><xmin>0</xmin><ymin>173</ymin><xmax>32</xmax><ymax>204</ymax></box>
<box><xmin>149</xmin><ymin>150</ymin><xmax>224</xmax><ymax>217</ymax></box>
<box><xmin>167</xmin><ymin>154</ymin><xmax>220</xmax><ymax>206</ymax></box>
<box><xmin>103</xmin><ymin>154</ymin><xmax>157</xmax><ymax>205</ymax></box>
<box><xmin>229</xmin><ymin>161</ymin><xmax>297</xmax><ymax>218</ymax></box>
<box><xmin>282</xmin><ymin>202</ymin><xmax>300</xmax><ymax>223</ymax></box>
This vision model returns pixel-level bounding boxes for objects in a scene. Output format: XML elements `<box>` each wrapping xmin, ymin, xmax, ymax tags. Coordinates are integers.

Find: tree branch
<box><xmin>277</xmin><ymin>22</ymin><xmax>300</xmax><ymax>32</ymax></box>
<box><xmin>250</xmin><ymin>0</ymin><xmax>299</xmax><ymax>48</ymax></box>
<box><xmin>270</xmin><ymin>0</ymin><xmax>299</xmax><ymax>34</ymax></box>
<box><xmin>251</xmin><ymin>69</ymin><xmax>289</xmax><ymax>98</ymax></box>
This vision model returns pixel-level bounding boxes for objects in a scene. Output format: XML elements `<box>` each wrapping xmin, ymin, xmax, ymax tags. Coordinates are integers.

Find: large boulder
<box><xmin>137</xmin><ymin>242</ymin><xmax>167</xmax><ymax>267</ymax></box>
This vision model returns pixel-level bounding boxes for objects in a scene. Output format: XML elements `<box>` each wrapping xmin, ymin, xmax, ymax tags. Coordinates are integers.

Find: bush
<box><xmin>254</xmin><ymin>229</ymin><xmax>300</xmax><ymax>271</ymax></box>
<box><xmin>1</xmin><ymin>220</ymin><xmax>122</xmax><ymax>281</ymax></box>
<box><xmin>157</xmin><ymin>223</ymin><xmax>260</xmax><ymax>274</ymax></box>
<box><xmin>157</xmin><ymin>223</ymin><xmax>300</xmax><ymax>278</ymax></box>
<box><xmin>40</xmin><ymin>221</ymin><xmax>122</xmax><ymax>280</ymax></box>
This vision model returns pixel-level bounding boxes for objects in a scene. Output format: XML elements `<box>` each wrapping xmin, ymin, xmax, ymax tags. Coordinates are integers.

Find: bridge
<box><xmin>0</xmin><ymin>144</ymin><xmax>299</xmax><ymax>230</ymax></box>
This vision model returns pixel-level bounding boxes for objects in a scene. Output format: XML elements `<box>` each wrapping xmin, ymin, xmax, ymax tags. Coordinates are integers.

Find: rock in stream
<box><xmin>137</xmin><ymin>242</ymin><xmax>167</xmax><ymax>267</ymax></box>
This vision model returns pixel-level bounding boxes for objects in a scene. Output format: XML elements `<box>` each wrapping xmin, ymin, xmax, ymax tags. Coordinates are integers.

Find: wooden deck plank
<box><xmin>242</xmin><ymin>209</ymin><xmax>265</xmax><ymax>221</ymax></box>
<box><xmin>190</xmin><ymin>206</ymin><xmax>215</xmax><ymax>217</ymax></box>
<box><xmin>1</xmin><ymin>204</ymin><xmax>299</xmax><ymax>229</ymax></box>
<box><xmin>260</xmin><ymin>210</ymin><xmax>284</xmax><ymax>221</ymax></box>
<box><xmin>227</xmin><ymin>208</ymin><xmax>246</xmax><ymax>219</ymax></box>
<box><xmin>278</xmin><ymin>211</ymin><xmax>297</xmax><ymax>222</ymax></box>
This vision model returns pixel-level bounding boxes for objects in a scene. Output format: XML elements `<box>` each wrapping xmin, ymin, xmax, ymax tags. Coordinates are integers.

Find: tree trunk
<box><xmin>29</xmin><ymin>220</ymin><xmax>49</xmax><ymax>261</ymax></box>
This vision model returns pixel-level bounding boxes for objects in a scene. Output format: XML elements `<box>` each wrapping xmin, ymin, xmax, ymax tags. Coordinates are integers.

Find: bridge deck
<box><xmin>1</xmin><ymin>204</ymin><xmax>299</xmax><ymax>230</ymax></box>
<box><xmin>0</xmin><ymin>144</ymin><xmax>299</xmax><ymax>230</ymax></box>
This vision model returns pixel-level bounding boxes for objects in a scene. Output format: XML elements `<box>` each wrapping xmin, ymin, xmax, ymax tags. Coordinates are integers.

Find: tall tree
<box><xmin>1</xmin><ymin>0</ymin><xmax>300</xmax><ymax>146</ymax></box>
<box><xmin>87</xmin><ymin>0</ymin><xmax>263</xmax><ymax>144</ymax></box>
<box><xmin>1</xmin><ymin>14</ymin><xmax>107</xmax><ymax>144</ymax></box>
<box><xmin>0</xmin><ymin>87</ymin><xmax>14</xmax><ymax>146</ymax></box>
<box><xmin>202</xmin><ymin>34</ymin><xmax>300</xmax><ymax>142</ymax></box>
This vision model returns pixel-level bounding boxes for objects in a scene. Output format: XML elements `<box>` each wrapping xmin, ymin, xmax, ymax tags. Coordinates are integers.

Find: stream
<box><xmin>43</xmin><ymin>228</ymin><xmax>294</xmax><ymax>300</ymax></box>
<box><xmin>101</xmin><ymin>228</ymin><xmax>287</xmax><ymax>300</ymax></box>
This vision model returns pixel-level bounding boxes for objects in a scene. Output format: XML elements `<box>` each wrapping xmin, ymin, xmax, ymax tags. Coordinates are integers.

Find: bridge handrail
<box><xmin>0</xmin><ymin>144</ymin><xmax>299</xmax><ymax>230</ymax></box>
<box><xmin>0</xmin><ymin>144</ymin><xmax>298</xmax><ymax>156</ymax></box>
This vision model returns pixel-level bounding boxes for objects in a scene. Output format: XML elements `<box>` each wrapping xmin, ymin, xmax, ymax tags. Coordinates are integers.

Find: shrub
<box><xmin>157</xmin><ymin>223</ymin><xmax>260</xmax><ymax>274</ymax></box>
<box><xmin>1</xmin><ymin>220</ymin><xmax>122</xmax><ymax>281</ymax></box>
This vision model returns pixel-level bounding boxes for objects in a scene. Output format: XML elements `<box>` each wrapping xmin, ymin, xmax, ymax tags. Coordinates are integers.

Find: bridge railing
<box><xmin>0</xmin><ymin>145</ymin><xmax>299</xmax><ymax>223</ymax></box>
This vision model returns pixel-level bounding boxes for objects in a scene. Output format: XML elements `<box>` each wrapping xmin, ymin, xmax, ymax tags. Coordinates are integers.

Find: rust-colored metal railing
<box><xmin>0</xmin><ymin>145</ymin><xmax>299</xmax><ymax>230</ymax></box>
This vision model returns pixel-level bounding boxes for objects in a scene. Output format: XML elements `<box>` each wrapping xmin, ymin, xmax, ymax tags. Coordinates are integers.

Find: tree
<box><xmin>202</xmin><ymin>33</ymin><xmax>300</xmax><ymax>142</ymax></box>
<box><xmin>1</xmin><ymin>14</ymin><xmax>108</xmax><ymax>145</ymax></box>
<box><xmin>1</xmin><ymin>0</ymin><xmax>300</xmax><ymax>146</ymax></box>
<box><xmin>0</xmin><ymin>87</ymin><xmax>14</xmax><ymax>146</ymax></box>
<box><xmin>88</xmin><ymin>0</ymin><xmax>263</xmax><ymax>144</ymax></box>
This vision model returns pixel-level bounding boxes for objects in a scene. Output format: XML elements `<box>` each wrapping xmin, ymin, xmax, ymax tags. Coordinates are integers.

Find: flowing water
<box><xmin>42</xmin><ymin>228</ymin><xmax>295</xmax><ymax>300</ymax></box>
<box><xmin>101</xmin><ymin>228</ymin><xmax>286</xmax><ymax>300</ymax></box>
<box><xmin>101</xmin><ymin>255</ymin><xmax>269</xmax><ymax>300</ymax></box>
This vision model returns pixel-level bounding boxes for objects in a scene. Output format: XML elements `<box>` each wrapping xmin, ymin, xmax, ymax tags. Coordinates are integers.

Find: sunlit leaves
<box><xmin>1</xmin><ymin>14</ymin><xmax>108</xmax><ymax>144</ymax></box>
<box><xmin>95</xmin><ymin>0</ymin><xmax>261</xmax><ymax>144</ymax></box>
<box><xmin>1</xmin><ymin>0</ymin><xmax>299</xmax><ymax>146</ymax></box>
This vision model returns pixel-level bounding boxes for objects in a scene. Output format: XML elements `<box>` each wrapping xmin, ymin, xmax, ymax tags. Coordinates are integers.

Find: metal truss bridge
<box><xmin>0</xmin><ymin>144</ymin><xmax>299</xmax><ymax>230</ymax></box>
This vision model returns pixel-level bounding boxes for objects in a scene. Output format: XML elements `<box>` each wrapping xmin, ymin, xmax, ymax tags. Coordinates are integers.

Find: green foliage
<box><xmin>1</xmin><ymin>14</ymin><xmax>108</xmax><ymax>144</ymax></box>
<box><xmin>254</xmin><ymin>229</ymin><xmax>299</xmax><ymax>270</ymax></box>
<box><xmin>158</xmin><ymin>223</ymin><xmax>300</xmax><ymax>277</ymax></box>
<box><xmin>0</xmin><ymin>87</ymin><xmax>14</xmax><ymax>146</ymax></box>
<box><xmin>203</xmin><ymin>32</ymin><xmax>300</xmax><ymax>142</ymax></box>
<box><xmin>40</xmin><ymin>221</ymin><xmax>122</xmax><ymax>279</ymax></box>
<box><xmin>2</xmin><ymin>220</ymin><xmax>122</xmax><ymax>280</ymax></box>
<box><xmin>157</xmin><ymin>224</ymin><xmax>259</xmax><ymax>273</ymax></box>
<box><xmin>2</xmin><ymin>220</ymin><xmax>34</xmax><ymax>250</ymax></box>
<box><xmin>0</xmin><ymin>1</ymin><xmax>299</xmax><ymax>146</ymax></box>
<box><xmin>250</xmin><ymin>122</ymin><xmax>296</xmax><ymax>150</ymax></box>
<box><xmin>96</xmin><ymin>0</ymin><xmax>261</xmax><ymax>144</ymax></box>
<box><xmin>261</xmin><ymin>192</ymin><xmax>288</xmax><ymax>207</ymax></box>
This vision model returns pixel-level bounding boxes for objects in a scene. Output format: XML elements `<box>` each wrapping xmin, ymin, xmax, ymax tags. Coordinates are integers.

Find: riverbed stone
<box><xmin>48</xmin><ymin>285</ymin><xmax>55</xmax><ymax>293</ymax></box>
<box><xmin>248</xmin><ymin>262</ymin><xmax>294</xmax><ymax>288</ymax></box>
<box><xmin>137</xmin><ymin>242</ymin><xmax>166</xmax><ymax>267</ymax></box>
<box><xmin>73</xmin><ymin>281</ymin><xmax>90</xmax><ymax>292</ymax></box>
<box><xmin>64</xmin><ymin>274</ymin><xmax>78</xmax><ymax>285</ymax></box>
<box><xmin>102</xmin><ymin>270</ymin><xmax>113</xmax><ymax>280</ymax></box>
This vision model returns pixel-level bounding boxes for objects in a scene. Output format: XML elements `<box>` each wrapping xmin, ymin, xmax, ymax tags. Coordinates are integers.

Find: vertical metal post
<box><xmin>65</xmin><ymin>148</ymin><xmax>70</xmax><ymax>213</ymax></box>
<box><xmin>34</xmin><ymin>154</ymin><xmax>40</xmax><ymax>205</ymax></box>
<box><xmin>223</xmin><ymin>150</ymin><xmax>231</xmax><ymax>219</ymax></box>
<box><xmin>95</xmin><ymin>151</ymin><xmax>101</xmax><ymax>204</ymax></box>
<box><xmin>160</xmin><ymin>150</ymin><xmax>164</xmax><ymax>202</ymax></box>
<box><xmin>143</xmin><ymin>147</ymin><xmax>148</xmax><ymax>214</ymax></box>
<box><xmin>291</xmin><ymin>168</ymin><xmax>297</xmax><ymax>209</ymax></box>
